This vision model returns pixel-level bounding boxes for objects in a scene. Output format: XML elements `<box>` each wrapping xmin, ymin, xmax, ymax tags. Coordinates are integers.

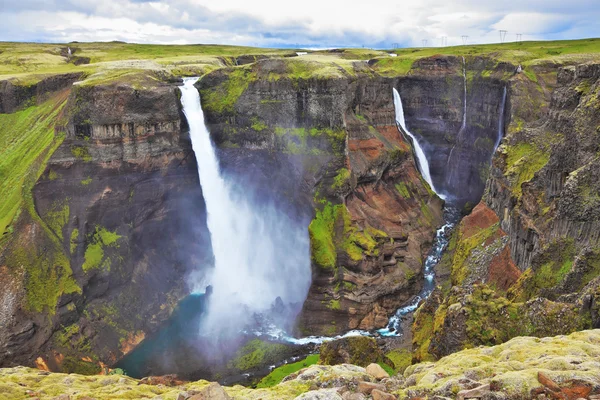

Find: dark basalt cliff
<box><xmin>411</xmin><ymin>62</ymin><xmax>600</xmax><ymax>361</ymax></box>
<box><xmin>394</xmin><ymin>55</ymin><xmax>512</xmax><ymax>206</ymax></box>
<box><xmin>0</xmin><ymin>78</ymin><xmax>212</xmax><ymax>373</ymax></box>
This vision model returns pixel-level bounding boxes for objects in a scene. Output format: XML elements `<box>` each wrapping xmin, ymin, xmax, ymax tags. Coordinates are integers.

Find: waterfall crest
<box><xmin>393</xmin><ymin>88</ymin><xmax>443</xmax><ymax>199</ymax></box>
<box><xmin>179</xmin><ymin>78</ymin><xmax>311</xmax><ymax>338</ymax></box>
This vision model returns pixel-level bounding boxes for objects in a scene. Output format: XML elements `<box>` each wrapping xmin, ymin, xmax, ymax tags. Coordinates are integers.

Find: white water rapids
<box><xmin>179</xmin><ymin>77</ymin><xmax>311</xmax><ymax>338</ymax></box>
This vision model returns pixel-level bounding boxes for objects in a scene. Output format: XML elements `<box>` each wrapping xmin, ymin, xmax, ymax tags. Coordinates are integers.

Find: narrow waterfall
<box><xmin>445</xmin><ymin>56</ymin><xmax>468</xmax><ymax>174</ymax></box>
<box><xmin>393</xmin><ymin>88</ymin><xmax>440</xmax><ymax>197</ymax></box>
<box><xmin>179</xmin><ymin>78</ymin><xmax>311</xmax><ymax>337</ymax></box>
<box><xmin>494</xmin><ymin>86</ymin><xmax>507</xmax><ymax>151</ymax></box>
<box><xmin>459</xmin><ymin>56</ymin><xmax>467</xmax><ymax>134</ymax></box>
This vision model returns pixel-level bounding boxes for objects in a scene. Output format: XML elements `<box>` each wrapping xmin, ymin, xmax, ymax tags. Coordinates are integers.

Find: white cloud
<box><xmin>0</xmin><ymin>0</ymin><xmax>598</xmax><ymax>47</ymax></box>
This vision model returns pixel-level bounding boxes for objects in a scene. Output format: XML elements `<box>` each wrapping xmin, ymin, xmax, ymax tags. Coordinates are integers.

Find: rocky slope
<box><xmin>1</xmin><ymin>329</ymin><xmax>599</xmax><ymax>400</ymax></box>
<box><xmin>410</xmin><ymin>62</ymin><xmax>600</xmax><ymax>360</ymax></box>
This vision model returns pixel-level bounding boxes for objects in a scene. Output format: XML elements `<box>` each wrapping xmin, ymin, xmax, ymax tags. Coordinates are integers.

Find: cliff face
<box><xmin>0</xmin><ymin>76</ymin><xmax>212</xmax><ymax>373</ymax></box>
<box><xmin>411</xmin><ymin>62</ymin><xmax>600</xmax><ymax>360</ymax></box>
<box><xmin>197</xmin><ymin>60</ymin><xmax>444</xmax><ymax>335</ymax></box>
<box><xmin>396</xmin><ymin>56</ymin><xmax>512</xmax><ymax>206</ymax></box>
<box><xmin>0</xmin><ymin>73</ymin><xmax>84</xmax><ymax>113</ymax></box>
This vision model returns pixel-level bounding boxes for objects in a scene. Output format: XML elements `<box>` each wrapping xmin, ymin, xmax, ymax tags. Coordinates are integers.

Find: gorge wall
<box><xmin>0</xmin><ymin>75</ymin><xmax>212</xmax><ymax>373</ymax></box>
<box><xmin>411</xmin><ymin>61</ymin><xmax>600</xmax><ymax>361</ymax></box>
<box><xmin>1</xmin><ymin>53</ymin><xmax>530</xmax><ymax>372</ymax></box>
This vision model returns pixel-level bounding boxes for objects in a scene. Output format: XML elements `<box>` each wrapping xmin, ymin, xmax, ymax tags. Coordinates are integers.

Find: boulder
<box><xmin>294</xmin><ymin>389</ymin><xmax>343</xmax><ymax>400</ymax></box>
<box><xmin>357</xmin><ymin>381</ymin><xmax>385</xmax><ymax>394</ymax></box>
<box><xmin>188</xmin><ymin>383</ymin><xmax>231</xmax><ymax>400</ymax></box>
<box><xmin>371</xmin><ymin>389</ymin><xmax>396</xmax><ymax>400</ymax></box>
<box><xmin>366</xmin><ymin>363</ymin><xmax>389</xmax><ymax>380</ymax></box>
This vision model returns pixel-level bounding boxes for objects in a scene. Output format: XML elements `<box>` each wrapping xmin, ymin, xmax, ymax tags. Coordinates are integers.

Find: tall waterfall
<box><xmin>459</xmin><ymin>56</ymin><xmax>467</xmax><ymax>134</ymax></box>
<box><xmin>393</xmin><ymin>88</ymin><xmax>441</xmax><ymax>198</ymax></box>
<box><xmin>179</xmin><ymin>78</ymin><xmax>311</xmax><ymax>337</ymax></box>
<box><xmin>494</xmin><ymin>86</ymin><xmax>507</xmax><ymax>151</ymax></box>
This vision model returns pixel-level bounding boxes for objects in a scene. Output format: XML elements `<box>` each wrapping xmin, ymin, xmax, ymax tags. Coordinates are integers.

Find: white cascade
<box><xmin>494</xmin><ymin>86</ymin><xmax>507</xmax><ymax>150</ymax></box>
<box><xmin>459</xmin><ymin>56</ymin><xmax>467</xmax><ymax>134</ymax></box>
<box><xmin>179</xmin><ymin>77</ymin><xmax>311</xmax><ymax>337</ymax></box>
<box><xmin>393</xmin><ymin>88</ymin><xmax>442</xmax><ymax>198</ymax></box>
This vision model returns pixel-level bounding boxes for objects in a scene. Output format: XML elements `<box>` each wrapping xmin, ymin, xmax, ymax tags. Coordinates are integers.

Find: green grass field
<box><xmin>256</xmin><ymin>354</ymin><xmax>320</xmax><ymax>388</ymax></box>
<box><xmin>0</xmin><ymin>91</ymin><xmax>69</xmax><ymax>237</ymax></box>
<box><xmin>1</xmin><ymin>38</ymin><xmax>599</xmax><ymax>86</ymax></box>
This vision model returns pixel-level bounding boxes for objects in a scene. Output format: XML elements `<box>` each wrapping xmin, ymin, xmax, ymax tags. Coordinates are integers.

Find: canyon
<box><xmin>0</xmin><ymin>40</ymin><xmax>600</xmax><ymax>395</ymax></box>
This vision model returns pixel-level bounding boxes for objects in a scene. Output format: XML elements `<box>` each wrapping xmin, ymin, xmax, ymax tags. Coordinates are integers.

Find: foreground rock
<box><xmin>0</xmin><ymin>330</ymin><xmax>598</xmax><ymax>399</ymax></box>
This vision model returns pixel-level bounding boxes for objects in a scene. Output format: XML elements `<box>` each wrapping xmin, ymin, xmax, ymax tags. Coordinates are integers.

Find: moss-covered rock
<box><xmin>319</xmin><ymin>337</ymin><xmax>385</xmax><ymax>367</ymax></box>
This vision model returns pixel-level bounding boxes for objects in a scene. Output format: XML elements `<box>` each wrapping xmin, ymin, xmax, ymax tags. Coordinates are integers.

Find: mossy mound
<box><xmin>400</xmin><ymin>329</ymin><xmax>600</xmax><ymax>399</ymax></box>
<box><xmin>319</xmin><ymin>336</ymin><xmax>385</xmax><ymax>367</ymax></box>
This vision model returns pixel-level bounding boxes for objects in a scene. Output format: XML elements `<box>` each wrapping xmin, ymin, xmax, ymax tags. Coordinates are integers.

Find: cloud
<box><xmin>0</xmin><ymin>0</ymin><xmax>598</xmax><ymax>47</ymax></box>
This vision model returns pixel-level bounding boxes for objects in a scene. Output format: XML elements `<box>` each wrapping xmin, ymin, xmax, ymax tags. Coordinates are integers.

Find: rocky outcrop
<box><xmin>1</xmin><ymin>329</ymin><xmax>599</xmax><ymax>400</ymax></box>
<box><xmin>0</xmin><ymin>76</ymin><xmax>212</xmax><ymax>373</ymax></box>
<box><xmin>0</xmin><ymin>73</ymin><xmax>85</xmax><ymax>113</ymax></box>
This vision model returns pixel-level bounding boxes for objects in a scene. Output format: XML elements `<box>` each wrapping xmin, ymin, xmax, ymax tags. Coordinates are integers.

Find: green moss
<box><xmin>274</xmin><ymin>126</ymin><xmax>346</xmax><ymax>155</ymax></box>
<box><xmin>45</xmin><ymin>201</ymin><xmax>70</xmax><ymax>240</ymax></box>
<box><xmin>250</xmin><ymin>117</ymin><xmax>267</xmax><ymax>132</ymax></box>
<box><xmin>70</xmin><ymin>228</ymin><xmax>79</xmax><ymax>254</ymax></box>
<box><xmin>82</xmin><ymin>226</ymin><xmax>122</xmax><ymax>272</ymax></box>
<box><xmin>504</xmin><ymin>142</ymin><xmax>551</xmax><ymax>198</ymax></box>
<box><xmin>395</xmin><ymin>182</ymin><xmax>411</xmax><ymax>198</ymax></box>
<box><xmin>256</xmin><ymin>354</ymin><xmax>320</xmax><ymax>388</ymax></box>
<box><xmin>80</xmin><ymin>177</ymin><xmax>92</xmax><ymax>185</ymax></box>
<box><xmin>200</xmin><ymin>67</ymin><xmax>255</xmax><ymax>114</ymax></box>
<box><xmin>327</xmin><ymin>299</ymin><xmax>341</xmax><ymax>310</ymax></box>
<box><xmin>319</xmin><ymin>336</ymin><xmax>382</xmax><ymax>367</ymax></box>
<box><xmin>61</xmin><ymin>357</ymin><xmax>102</xmax><ymax>376</ymax></box>
<box><xmin>332</xmin><ymin>168</ymin><xmax>350</xmax><ymax>190</ymax></box>
<box><xmin>70</xmin><ymin>145</ymin><xmax>92</xmax><ymax>162</ymax></box>
<box><xmin>523</xmin><ymin>68</ymin><xmax>538</xmax><ymax>83</ymax></box>
<box><xmin>412</xmin><ymin>308</ymin><xmax>434</xmax><ymax>362</ymax></box>
<box><xmin>510</xmin><ymin>238</ymin><xmax>575</xmax><ymax>300</ymax></box>
<box><xmin>385</xmin><ymin>349</ymin><xmax>412</xmax><ymax>374</ymax></box>
<box><xmin>0</xmin><ymin>94</ymin><xmax>68</xmax><ymax>236</ymax></box>
<box><xmin>228</xmin><ymin>339</ymin><xmax>290</xmax><ymax>371</ymax></box>
<box><xmin>449</xmin><ymin>223</ymin><xmax>500</xmax><ymax>286</ymax></box>
<box><xmin>308</xmin><ymin>202</ymin><xmax>339</xmax><ymax>269</ymax></box>
<box><xmin>8</xmin><ymin>243</ymin><xmax>80</xmax><ymax>314</ymax></box>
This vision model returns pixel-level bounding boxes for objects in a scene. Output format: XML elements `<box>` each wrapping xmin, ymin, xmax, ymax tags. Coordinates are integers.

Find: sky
<box><xmin>0</xmin><ymin>0</ymin><xmax>599</xmax><ymax>48</ymax></box>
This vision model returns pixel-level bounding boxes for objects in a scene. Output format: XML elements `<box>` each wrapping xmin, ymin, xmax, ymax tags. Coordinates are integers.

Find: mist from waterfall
<box><xmin>179</xmin><ymin>78</ymin><xmax>311</xmax><ymax>339</ymax></box>
<box><xmin>393</xmin><ymin>88</ymin><xmax>443</xmax><ymax>199</ymax></box>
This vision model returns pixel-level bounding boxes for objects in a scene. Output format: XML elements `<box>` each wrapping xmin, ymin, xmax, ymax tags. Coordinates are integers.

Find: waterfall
<box><xmin>393</xmin><ymin>88</ymin><xmax>441</xmax><ymax>197</ymax></box>
<box><xmin>179</xmin><ymin>78</ymin><xmax>311</xmax><ymax>337</ymax></box>
<box><xmin>444</xmin><ymin>56</ymin><xmax>468</xmax><ymax>186</ymax></box>
<box><xmin>459</xmin><ymin>56</ymin><xmax>467</xmax><ymax>134</ymax></box>
<box><xmin>494</xmin><ymin>86</ymin><xmax>507</xmax><ymax>151</ymax></box>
